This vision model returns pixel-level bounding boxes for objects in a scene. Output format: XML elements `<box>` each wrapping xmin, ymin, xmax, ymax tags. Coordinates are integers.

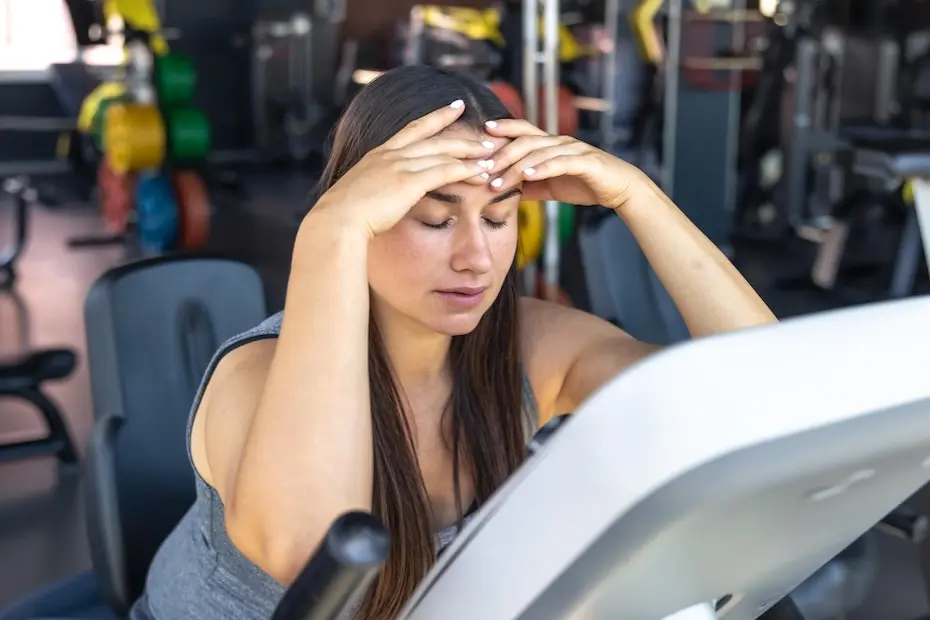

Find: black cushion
<box><xmin>82</xmin><ymin>256</ymin><xmax>267</xmax><ymax>615</ymax></box>
<box><xmin>0</xmin><ymin>349</ymin><xmax>77</xmax><ymax>392</ymax></box>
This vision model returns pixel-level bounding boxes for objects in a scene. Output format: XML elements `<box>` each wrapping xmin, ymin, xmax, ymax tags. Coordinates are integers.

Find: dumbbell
<box><xmin>271</xmin><ymin>511</ymin><xmax>389</xmax><ymax>620</ymax></box>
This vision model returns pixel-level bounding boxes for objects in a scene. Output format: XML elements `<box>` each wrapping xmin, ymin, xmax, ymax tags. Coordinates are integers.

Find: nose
<box><xmin>450</xmin><ymin>218</ymin><xmax>494</xmax><ymax>275</ymax></box>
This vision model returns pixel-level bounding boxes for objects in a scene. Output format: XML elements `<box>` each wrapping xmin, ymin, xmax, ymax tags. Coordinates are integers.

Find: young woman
<box><xmin>132</xmin><ymin>65</ymin><xmax>775</xmax><ymax>620</ymax></box>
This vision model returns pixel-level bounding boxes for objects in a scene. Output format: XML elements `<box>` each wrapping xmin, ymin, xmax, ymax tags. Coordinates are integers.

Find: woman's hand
<box><xmin>312</xmin><ymin>101</ymin><xmax>495</xmax><ymax>238</ymax></box>
<box><xmin>482</xmin><ymin>119</ymin><xmax>646</xmax><ymax>209</ymax></box>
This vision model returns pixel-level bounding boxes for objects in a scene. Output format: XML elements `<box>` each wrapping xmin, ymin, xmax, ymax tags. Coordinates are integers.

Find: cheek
<box><xmin>368</xmin><ymin>225</ymin><xmax>442</xmax><ymax>289</ymax></box>
<box><xmin>494</xmin><ymin>227</ymin><xmax>519</xmax><ymax>271</ymax></box>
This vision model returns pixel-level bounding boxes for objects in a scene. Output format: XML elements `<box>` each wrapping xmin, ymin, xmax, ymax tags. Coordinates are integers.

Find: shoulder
<box><xmin>517</xmin><ymin>297</ymin><xmax>659</xmax><ymax>423</ymax></box>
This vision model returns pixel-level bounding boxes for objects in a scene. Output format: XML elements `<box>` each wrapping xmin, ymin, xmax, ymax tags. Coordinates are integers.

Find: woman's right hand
<box><xmin>310</xmin><ymin>100</ymin><xmax>496</xmax><ymax>237</ymax></box>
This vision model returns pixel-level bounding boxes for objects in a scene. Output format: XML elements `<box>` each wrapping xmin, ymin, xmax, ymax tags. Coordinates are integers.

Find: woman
<box><xmin>133</xmin><ymin>65</ymin><xmax>775</xmax><ymax>620</ymax></box>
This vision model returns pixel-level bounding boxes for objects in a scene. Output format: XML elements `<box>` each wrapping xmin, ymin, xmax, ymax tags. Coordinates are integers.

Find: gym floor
<box><xmin>1</xmin><ymin>175</ymin><xmax>929</xmax><ymax>618</ymax></box>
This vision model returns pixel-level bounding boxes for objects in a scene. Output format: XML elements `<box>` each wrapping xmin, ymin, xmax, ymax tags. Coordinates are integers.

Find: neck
<box><xmin>375</xmin><ymin>307</ymin><xmax>451</xmax><ymax>389</ymax></box>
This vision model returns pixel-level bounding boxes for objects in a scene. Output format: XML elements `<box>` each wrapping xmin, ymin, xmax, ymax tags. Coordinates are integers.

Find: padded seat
<box><xmin>0</xmin><ymin>349</ymin><xmax>77</xmax><ymax>390</ymax></box>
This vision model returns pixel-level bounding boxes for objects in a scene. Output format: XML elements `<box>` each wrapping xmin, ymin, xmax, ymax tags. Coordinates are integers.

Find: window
<box><xmin>0</xmin><ymin>0</ymin><xmax>124</xmax><ymax>71</ymax></box>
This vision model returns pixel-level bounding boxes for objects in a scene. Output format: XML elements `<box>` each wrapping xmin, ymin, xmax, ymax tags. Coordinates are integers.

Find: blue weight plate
<box><xmin>135</xmin><ymin>173</ymin><xmax>179</xmax><ymax>253</ymax></box>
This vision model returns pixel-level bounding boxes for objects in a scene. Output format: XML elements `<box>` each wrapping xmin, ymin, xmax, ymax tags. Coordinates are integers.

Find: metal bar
<box><xmin>662</xmin><ymin>0</ymin><xmax>684</xmax><ymax>195</ymax></box>
<box><xmin>522</xmin><ymin>0</ymin><xmax>539</xmax><ymax>126</ymax></box>
<box><xmin>599</xmin><ymin>0</ymin><xmax>619</xmax><ymax>150</ymax></box>
<box><xmin>542</xmin><ymin>0</ymin><xmax>561</xmax><ymax>295</ymax></box>
<box><xmin>785</xmin><ymin>37</ymin><xmax>817</xmax><ymax>226</ymax></box>
<box><xmin>681</xmin><ymin>57</ymin><xmax>763</xmax><ymax>70</ymax></box>
<box><xmin>0</xmin><ymin>117</ymin><xmax>77</xmax><ymax>132</ymax></box>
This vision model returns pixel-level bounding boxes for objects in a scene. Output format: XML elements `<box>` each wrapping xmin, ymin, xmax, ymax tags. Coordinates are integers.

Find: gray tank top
<box><xmin>130</xmin><ymin>312</ymin><xmax>541</xmax><ymax>620</ymax></box>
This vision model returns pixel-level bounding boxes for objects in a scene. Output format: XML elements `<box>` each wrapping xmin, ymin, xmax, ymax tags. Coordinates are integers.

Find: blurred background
<box><xmin>2</xmin><ymin>0</ymin><xmax>930</xmax><ymax>618</ymax></box>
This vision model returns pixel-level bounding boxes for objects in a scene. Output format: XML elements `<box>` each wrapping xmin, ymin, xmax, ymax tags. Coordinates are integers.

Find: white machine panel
<box><xmin>399</xmin><ymin>297</ymin><xmax>930</xmax><ymax>620</ymax></box>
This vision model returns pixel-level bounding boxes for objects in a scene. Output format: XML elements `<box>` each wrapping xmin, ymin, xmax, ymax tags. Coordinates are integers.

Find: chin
<box><xmin>422</xmin><ymin>310</ymin><xmax>486</xmax><ymax>336</ymax></box>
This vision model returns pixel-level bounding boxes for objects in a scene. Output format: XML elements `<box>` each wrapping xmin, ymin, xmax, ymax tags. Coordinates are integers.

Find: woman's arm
<box><xmin>224</xmin><ymin>211</ymin><xmax>374</xmax><ymax>585</ymax></box>
<box><xmin>618</xmin><ymin>174</ymin><xmax>776</xmax><ymax>337</ymax></box>
<box><xmin>525</xmin><ymin>178</ymin><xmax>776</xmax><ymax>422</ymax></box>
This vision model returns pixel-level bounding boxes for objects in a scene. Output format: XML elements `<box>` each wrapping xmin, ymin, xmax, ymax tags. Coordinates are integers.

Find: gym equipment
<box><xmin>0</xmin><ymin>177</ymin><xmax>34</xmax><ymax>288</ymax></box>
<box><xmin>488</xmin><ymin>81</ymin><xmax>525</xmax><ymax>119</ymax></box>
<box><xmin>558</xmin><ymin>202</ymin><xmax>576</xmax><ymax>246</ymax></box>
<box><xmin>104</xmin><ymin>103</ymin><xmax>167</xmax><ymax>174</ymax></box>
<box><xmin>104</xmin><ymin>0</ymin><xmax>169</xmax><ymax>55</ymax></box>
<box><xmin>0</xmin><ymin>347</ymin><xmax>79</xmax><ymax>469</ymax></box>
<box><xmin>91</xmin><ymin>93</ymin><xmax>133</xmax><ymax>150</ymax></box>
<box><xmin>97</xmin><ymin>158</ymin><xmax>135</xmax><ymax>234</ymax></box>
<box><xmin>153</xmin><ymin>53</ymin><xmax>197</xmax><ymax>107</ymax></box>
<box><xmin>392</xmin><ymin>297</ymin><xmax>930</xmax><ymax>619</ymax></box>
<box><xmin>0</xmin><ymin>258</ymin><xmax>273</xmax><ymax>620</ymax></box>
<box><xmin>172</xmin><ymin>170</ymin><xmax>212</xmax><ymax>250</ymax></box>
<box><xmin>537</xmin><ymin>84</ymin><xmax>579</xmax><ymax>136</ymax></box>
<box><xmin>517</xmin><ymin>200</ymin><xmax>545</xmax><ymax>270</ymax></box>
<box><xmin>271</xmin><ymin>512</ymin><xmax>389</xmax><ymax>620</ymax></box>
<box><xmin>135</xmin><ymin>173</ymin><xmax>179</xmax><ymax>253</ymax></box>
<box><xmin>165</xmin><ymin>107</ymin><xmax>212</xmax><ymax>163</ymax></box>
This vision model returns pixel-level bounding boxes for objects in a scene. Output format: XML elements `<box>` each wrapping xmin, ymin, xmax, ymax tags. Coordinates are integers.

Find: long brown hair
<box><xmin>315</xmin><ymin>66</ymin><xmax>526</xmax><ymax>618</ymax></box>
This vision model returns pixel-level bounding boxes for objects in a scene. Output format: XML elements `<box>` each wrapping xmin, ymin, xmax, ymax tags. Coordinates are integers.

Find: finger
<box><xmin>483</xmin><ymin>135</ymin><xmax>570</xmax><ymax>175</ymax></box>
<box><xmin>400</xmin><ymin>137</ymin><xmax>496</xmax><ymax>160</ymax></box>
<box><xmin>383</xmin><ymin>100</ymin><xmax>467</xmax><ymax>149</ymax></box>
<box><xmin>483</xmin><ymin>118</ymin><xmax>549</xmax><ymax>138</ymax></box>
<box><xmin>401</xmin><ymin>156</ymin><xmax>488</xmax><ymax>188</ymax></box>
<box><xmin>489</xmin><ymin>147</ymin><xmax>586</xmax><ymax>191</ymax></box>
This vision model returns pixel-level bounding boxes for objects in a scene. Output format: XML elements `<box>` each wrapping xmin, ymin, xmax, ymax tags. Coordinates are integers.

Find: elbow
<box><xmin>225</xmin><ymin>505</ymin><xmax>315</xmax><ymax>586</ymax></box>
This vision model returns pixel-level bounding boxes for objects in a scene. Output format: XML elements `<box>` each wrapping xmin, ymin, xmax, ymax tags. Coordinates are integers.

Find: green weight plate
<box><xmin>558</xmin><ymin>202</ymin><xmax>576</xmax><ymax>246</ymax></box>
<box><xmin>166</xmin><ymin>107</ymin><xmax>211</xmax><ymax>163</ymax></box>
<box><xmin>154</xmin><ymin>53</ymin><xmax>197</xmax><ymax>107</ymax></box>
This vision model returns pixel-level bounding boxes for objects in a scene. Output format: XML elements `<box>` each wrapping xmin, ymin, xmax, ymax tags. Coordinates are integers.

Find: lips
<box><xmin>439</xmin><ymin>287</ymin><xmax>487</xmax><ymax>295</ymax></box>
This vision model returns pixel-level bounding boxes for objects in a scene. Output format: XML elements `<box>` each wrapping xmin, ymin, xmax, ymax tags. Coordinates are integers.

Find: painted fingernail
<box><xmin>490</xmin><ymin>178</ymin><xmax>503</xmax><ymax>188</ymax></box>
<box><xmin>485</xmin><ymin>120</ymin><xmax>498</xmax><ymax>128</ymax></box>
<box><xmin>450</xmin><ymin>99</ymin><xmax>465</xmax><ymax>109</ymax></box>
<box><xmin>481</xmin><ymin>140</ymin><xmax>495</xmax><ymax>149</ymax></box>
<box><xmin>480</xmin><ymin>172</ymin><xmax>490</xmax><ymax>180</ymax></box>
<box><xmin>524</xmin><ymin>167</ymin><xmax>536</xmax><ymax>176</ymax></box>
<box><xmin>478</xmin><ymin>160</ymin><xmax>494</xmax><ymax>170</ymax></box>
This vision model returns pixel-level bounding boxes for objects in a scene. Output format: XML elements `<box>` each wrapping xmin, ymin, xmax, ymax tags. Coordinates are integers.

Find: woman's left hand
<box><xmin>482</xmin><ymin>119</ymin><xmax>644</xmax><ymax>209</ymax></box>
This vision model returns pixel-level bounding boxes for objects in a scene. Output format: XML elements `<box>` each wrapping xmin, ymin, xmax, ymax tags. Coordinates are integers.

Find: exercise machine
<box><xmin>400</xmin><ymin>296</ymin><xmax>930</xmax><ymax>619</ymax></box>
<box><xmin>269</xmin><ymin>295</ymin><xmax>930</xmax><ymax>620</ymax></box>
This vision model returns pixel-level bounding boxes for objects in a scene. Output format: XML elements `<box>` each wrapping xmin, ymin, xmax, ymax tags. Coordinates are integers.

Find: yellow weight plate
<box><xmin>516</xmin><ymin>200</ymin><xmax>545</xmax><ymax>270</ymax></box>
<box><xmin>104</xmin><ymin>103</ymin><xmax>166</xmax><ymax>175</ymax></box>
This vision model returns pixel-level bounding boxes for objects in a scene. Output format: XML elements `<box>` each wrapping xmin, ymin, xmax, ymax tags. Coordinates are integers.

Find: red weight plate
<box><xmin>172</xmin><ymin>170</ymin><xmax>211</xmax><ymax>249</ymax></box>
<box><xmin>97</xmin><ymin>157</ymin><xmax>134</xmax><ymax>234</ymax></box>
<box><xmin>534</xmin><ymin>275</ymin><xmax>574</xmax><ymax>307</ymax></box>
<box><xmin>488</xmin><ymin>81</ymin><xmax>525</xmax><ymax>119</ymax></box>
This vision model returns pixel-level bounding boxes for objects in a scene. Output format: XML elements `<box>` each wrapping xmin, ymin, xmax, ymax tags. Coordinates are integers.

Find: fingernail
<box><xmin>524</xmin><ymin>167</ymin><xmax>536</xmax><ymax>176</ymax></box>
<box><xmin>478</xmin><ymin>160</ymin><xmax>494</xmax><ymax>170</ymax></box>
<box><xmin>481</xmin><ymin>140</ymin><xmax>495</xmax><ymax>149</ymax></box>
<box><xmin>480</xmin><ymin>172</ymin><xmax>490</xmax><ymax>180</ymax></box>
<box><xmin>490</xmin><ymin>178</ymin><xmax>503</xmax><ymax>188</ymax></box>
<box><xmin>485</xmin><ymin>120</ymin><xmax>498</xmax><ymax>128</ymax></box>
<box><xmin>450</xmin><ymin>99</ymin><xmax>464</xmax><ymax>109</ymax></box>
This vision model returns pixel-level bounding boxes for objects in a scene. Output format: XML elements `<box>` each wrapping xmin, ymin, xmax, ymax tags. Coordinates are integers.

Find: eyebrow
<box><xmin>425</xmin><ymin>187</ymin><xmax>522</xmax><ymax>206</ymax></box>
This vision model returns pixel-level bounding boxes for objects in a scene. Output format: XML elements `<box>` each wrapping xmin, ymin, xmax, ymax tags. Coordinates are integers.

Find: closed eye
<box><xmin>423</xmin><ymin>218</ymin><xmax>509</xmax><ymax>230</ymax></box>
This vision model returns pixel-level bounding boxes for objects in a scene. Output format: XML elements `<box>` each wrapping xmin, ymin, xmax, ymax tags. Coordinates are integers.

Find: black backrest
<box><xmin>83</xmin><ymin>256</ymin><xmax>266</xmax><ymax>613</ymax></box>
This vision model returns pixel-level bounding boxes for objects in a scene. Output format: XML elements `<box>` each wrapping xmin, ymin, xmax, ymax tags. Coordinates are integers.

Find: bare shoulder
<box><xmin>517</xmin><ymin>297</ymin><xmax>660</xmax><ymax>422</ymax></box>
<box><xmin>190</xmin><ymin>338</ymin><xmax>278</xmax><ymax>492</ymax></box>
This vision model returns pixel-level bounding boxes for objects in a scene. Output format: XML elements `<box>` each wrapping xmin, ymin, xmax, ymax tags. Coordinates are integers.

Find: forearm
<box><xmin>617</xmin><ymin>175</ymin><xmax>776</xmax><ymax>337</ymax></box>
<box><xmin>231</xmin><ymin>209</ymin><xmax>373</xmax><ymax>582</ymax></box>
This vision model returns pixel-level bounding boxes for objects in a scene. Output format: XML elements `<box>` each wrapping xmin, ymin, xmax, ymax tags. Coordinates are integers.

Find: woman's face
<box><xmin>368</xmin><ymin>124</ymin><xmax>519</xmax><ymax>336</ymax></box>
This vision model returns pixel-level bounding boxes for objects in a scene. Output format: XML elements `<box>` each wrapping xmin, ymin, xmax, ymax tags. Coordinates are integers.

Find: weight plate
<box><xmin>97</xmin><ymin>157</ymin><xmax>134</xmax><ymax>234</ymax></box>
<box><xmin>166</xmin><ymin>107</ymin><xmax>211</xmax><ymax>163</ymax></box>
<box><xmin>516</xmin><ymin>200</ymin><xmax>544</xmax><ymax>270</ymax></box>
<box><xmin>488</xmin><ymin>81</ymin><xmax>525</xmax><ymax>119</ymax></box>
<box><xmin>172</xmin><ymin>170</ymin><xmax>211</xmax><ymax>249</ymax></box>
<box><xmin>534</xmin><ymin>274</ymin><xmax>573</xmax><ymax>306</ymax></box>
<box><xmin>154</xmin><ymin>52</ymin><xmax>197</xmax><ymax>107</ymax></box>
<box><xmin>538</xmin><ymin>85</ymin><xmax>579</xmax><ymax>135</ymax></box>
<box><xmin>92</xmin><ymin>94</ymin><xmax>133</xmax><ymax>151</ymax></box>
<box><xmin>135</xmin><ymin>173</ymin><xmax>179</xmax><ymax>253</ymax></box>
<box><xmin>104</xmin><ymin>103</ymin><xmax>167</xmax><ymax>174</ymax></box>
<box><xmin>558</xmin><ymin>202</ymin><xmax>576</xmax><ymax>246</ymax></box>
